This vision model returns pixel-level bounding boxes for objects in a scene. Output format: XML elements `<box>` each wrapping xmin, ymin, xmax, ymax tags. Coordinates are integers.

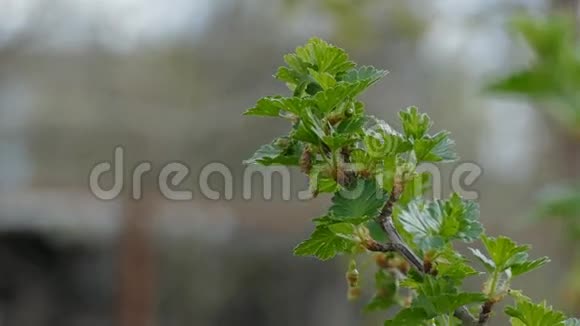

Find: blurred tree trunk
<box><xmin>552</xmin><ymin>0</ymin><xmax>577</xmax><ymax>9</ymax></box>
<box><xmin>119</xmin><ymin>199</ymin><xmax>155</xmax><ymax>326</ymax></box>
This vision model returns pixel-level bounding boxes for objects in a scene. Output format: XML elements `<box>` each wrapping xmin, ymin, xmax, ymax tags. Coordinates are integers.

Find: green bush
<box><xmin>244</xmin><ymin>37</ymin><xmax>578</xmax><ymax>325</ymax></box>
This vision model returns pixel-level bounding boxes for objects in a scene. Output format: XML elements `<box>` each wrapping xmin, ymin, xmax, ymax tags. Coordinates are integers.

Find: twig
<box><xmin>477</xmin><ymin>300</ymin><xmax>494</xmax><ymax>325</ymax></box>
<box><xmin>375</xmin><ymin>181</ymin><xmax>424</xmax><ymax>272</ymax></box>
<box><xmin>377</xmin><ymin>218</ymin><xmax>424</xmax><ymax>272</ymax></box>
<box><xmin>367</xmin><ymin>184</ymin><xmax>479</xmax><ymax>326</ymax></box>
<box><xmin>455</xmin><ymin>306</ymin><xmax>478</xmax><ymax>326</ymax></box>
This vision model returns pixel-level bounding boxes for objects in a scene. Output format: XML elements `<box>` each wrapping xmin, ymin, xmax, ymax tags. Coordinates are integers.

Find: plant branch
<box><xmin>377</xmin><ymin>218</ymin><xmax>424</xmax><ymax>272</ymax></box>
<box><xmin>477</xmin><ymin>300</ymin><xmax>494</xmax><ymax>325</ymax></box>
<box><xmin>375</xmin><ymin>182</ymin><xmax>424</xmax><ymax>272</ymax></box>
<box><xmin>476</xmin><ymin>269</ymin><xmax>500</xmax><ymax>325</ymax></box>
<box><xmin>367</xmin><ymin>184</ymin><xmax>479</xmax><ymax>326</ymax></box>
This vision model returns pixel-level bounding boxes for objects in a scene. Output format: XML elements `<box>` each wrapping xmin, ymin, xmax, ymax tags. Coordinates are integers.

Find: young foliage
<box><xmin>470</xmin><ymin>235</ymin><xmax>550</xmax><ymax>277</ymax></box>
<box><xmin>395</xmin><ymin>193</ymin><xmax>483</xmax><ymax>252</ymax></box>
<box><xmin>293</xmin><ymin>222</ymin><xmax>357</xmax><ymax>261</ymax></box>
<box><xmin>566</xmin><ymin>319</ymin><xmax>580</xmax><ymax>326</ymax></box>
<box><xmin>386</xmin><ymin>275</ymin><xmax>486</xmax><ymax>326</ymax></box>
<box><xmin>486</xmin><ymin>15</ymin><xmax>580</xmax><ymax>226</ymax></box>
<box><xmin>505</xmin><ymin>293</ymin><xmax>569</xmax><ymax>326</ymax></box>
<box><xmin>486</xmin><ymin>15</ymin><xmax>580</xmax><ymax>131</ymax></box>
<box><xmin>365</xmin><ymin>269</ymin><xmax>398</xmax><ymax>312</ymax></box>
<box><xmin>536</xmin><ymin>185</ymin><xmax>580</xmax><ymax>238</ymax></box>
<box><xmin>244</xmin><ymin>37</ymin><xmax>575</xmax><ymax>325</ymax></box>
<box><xmin>486</xmin><ymin>14</ymin><xmax>580</xmax><ymax>314</ymax></box>
<box><xmin>329</xmin><ymin>180</ymin><xmax>387</xmax><ymax>222</ymax></box>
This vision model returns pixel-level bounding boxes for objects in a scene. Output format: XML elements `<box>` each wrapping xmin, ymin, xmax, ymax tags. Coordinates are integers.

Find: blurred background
<box><xmin>0</xmin><ymin>0</ymin><xmax>579</xmax><ymax>325</ymax></box>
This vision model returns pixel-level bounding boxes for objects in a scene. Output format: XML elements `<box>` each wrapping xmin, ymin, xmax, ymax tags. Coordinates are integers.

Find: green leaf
<box><xmin>414</xmin><ymin>130</ymin><xmax>457</xmax><ymax>162</ymax></box>
<box><xmin>327</xmin><ymin>222</ymin><xmax>359</xmax><ymax>241</ymax></box>
<box><xmin>244</xmin><ymin>96</ymin><xmax>306</xmax><ymax>117</ymax></box>
<box><xmin>313</xmin><ymin>214</ymin><xmax>369</xmax><ymax>227</ymax></box>
<box><xmin>536</xmin><ymin>185</ymin><xmax>580</xmax><ymax>221</ymax></box>
<box><xmin>486</xmin><ymin>68</ymin><xmax>560</xmax><ymax>98</ymax></box>
<box><xmin>434</xmin><ymin>246</ymin><xmax>480</xmax><ymax>282</ymax></box>
<box><xmin>364</xmin><ymin>127</ymin><xmax>412</xmax><ymax>159</ymax></box>
<box><xmin>386</xmin><ymin>276</ymin><xmax>485</xmax><ymax>325</ymax></box>
<box><xmin>384</xmin><ymin>308</ymin><xmax>431</xmax><ymax>326</ymax></box>
<box><xmin>395</xmin><ymin>200</ymin><xmax>444</xmax><ymax>251</ymax></box>
<box><xmin>394</xmin><ymin>194</ymin><xmax>483</xmax><ymax>252</ymax></box>
<box><xmin>308</xmin><ymin>164</ymin><xmax>340</xmax><ymax>195</ymax></box>
<box><xmin>484</xmin><ymin>15</ymin><xmax>580</xmax><ymax>131</ymax></box>
<box><xmin>399</xmin><ymin>269</ymin><xmax>424</xmax><ymax>290</ymax></box>
<box><xmin>312</xmin><ymin>215</ymin><xmax>334</xmax><ymax>226</ymax></box>
<box><xmin>329</xmin><ymin>179</ymin><xmax>387</xmax><ymax>222</ymax></box>
<box><xmin>486</xmin><ymin>15</ymin><xmax>576</xmax><ymax>99</ymax></box>
<box><xmin>400</xmin><ymin>106</ymin><xmax>432</xmax><ymax>140</ymax></box>
<box><xmin>510</xmin><ymin>256</ymin><xmax>550</xmax><ymax>277</ymax></box>
<box><xmin>308</xmin><ymin>68</ymin><xmax>336</xmax><ymax>90</ymax></box>
<box><xmin>380</xmin><ymin>156</ymin><xmax>397</xmax><ymax>193</ymax></box>
<box><xmin>275</xmin><ymin>37</ymin><xmax>355</xmax><ymax>93</ymax></box>
<box><xmin>397</xmin><ymin>107</ymin><xmax>457</xmax><ymax>162</ymax></box>
<box><xmin>468</xmin><ymin>248</ymin><xmax>496</xmax><ymax>272</ymax></box>
<box><xmin>414</xmin><ymin>292</ymin><xmax>486</xmax><ymax>318</ymax></box>
<box><xmin>397</xmin><ymin>172</ymin><xmax>432</xmax><ymax>206</ymax></box>
<box><xmin>565</xmin><ymin>318</ymin><xmax>580</xmax><ymax>326</ymax></box>
<box><xmin>335</xmin><ymin>115</ymin><xmax>366</xmax><ymax>134</ymax></box>
<box><xmin>349</xmin><ymin>148</ymin><xmax>378</xmax><ymax>173</ymax></box>
<box><xmin>366</xmin><ymin>219</ymin><xmax>388</xmax><ymax>242</ymax></box>
<box><xmin>414</xmin><ymin>276</ymin><xmax>486</xmax><ymax>315</ymax></box>
<box><xmin>322</xmin><ymin>133</ymin><xmax>358</xmax><ymax>150</ymax></box>
<box><xmin>281</xmin><ymin>53</ymin><xmax>310</xmax><ymax>79</ymax></box>
<box><xmin>365</xmin><ymin>270</ymin><xmax>398</xmax><ymax>312</ymax></box>
<box><xmin>275</xmin><ymin>66</ymin><xmax>308</xmax><ymax>91</ymax></box>
<box><xmin>512</xmin><ymin>15</ymin><xmax>574</xmax><ymax>62</ymax></box>
<box><xmin>472</xmin><ymin>235</ymin><xmax>549</xmax><ymax>277</ymax></box>
<box><xmin>339</xmin><ymin>66</ymin><xmax>388</xmax><ymax>95</ymax></box>
<box><xmin>505</xmin><ymin>298</ymin><xmax>566</xmax><ymax>326</ymax></box>
<box><xmin>292</xmin><ymin>109</ymin><xmax>326</xmax><ymax>144</ymax></box>
<box><xmin>244</xmin><ymin>137</ymin><xmax>303</xmax><ymax>166</ymax></box>
<box><xmin>341</xmin><ymin>66</ymin><xmax>388</xmax><ymax>85</ymax></box>
<box><xmin>312</xmin><ymin>82</ymin><xmax>368</xmax><ymax>114</ymax></box>
<box><xmin>418</xmin><ymin>275</ymin><xmax>483</xmax><ymax>299</ymax></box>
<box><xmin>442</xmin><ymin>193</ymin><xmax>483</xmax><ymax>241</ymax></box>
<box><xmin>480</xmin><ymin>235</ymin><xmax>527</xmax><ymax>272</ymax></box>
<box><xmin>293</xmin><ymin>224</ymin><xmax>357</xmax><ymax>260</ymax></box>
<box><xmin>294</xmin><ymin>37</ymin><xmax>355</xmax><ymax>75</ymax></box>
<box><xmin>305</xmin><ymin>82</ymin><xmax>324</xmax><ymax>96</ymax></box>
